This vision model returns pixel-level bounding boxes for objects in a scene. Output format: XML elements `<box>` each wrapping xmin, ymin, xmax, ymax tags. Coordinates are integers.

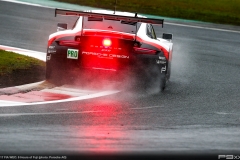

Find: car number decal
<box><xmin>67</xmin><ymin>49</ymin><xmax>78</xmax><ymax>59</ymax></box>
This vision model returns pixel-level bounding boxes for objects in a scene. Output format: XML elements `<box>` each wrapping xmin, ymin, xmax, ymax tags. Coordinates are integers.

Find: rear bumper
<box><xmin>46</xmin><ymin>46</ymin><xmax>168</xmax><ymax>81</ymax></box>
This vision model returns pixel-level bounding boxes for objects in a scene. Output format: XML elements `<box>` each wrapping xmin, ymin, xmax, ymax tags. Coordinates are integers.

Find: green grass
<box><xmin>0</xmin><ymin>49</ymin><xmax>45</xmax><ymax>76</ymax></box>
<box><xmin>55</xmin><ymin>0</ymin><xmax>240</xmax><ymax>26</ymax></box>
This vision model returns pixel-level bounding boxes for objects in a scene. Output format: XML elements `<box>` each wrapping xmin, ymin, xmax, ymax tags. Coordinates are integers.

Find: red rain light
<box><xmin>59</xmin><ymin>40</ymin><xmax>80</xmax><ymax>46</ymax></box>
<box><xmin>103</xmin><ymin>38</ymin><xmax>112</xmax><ymax>47</ymax></box>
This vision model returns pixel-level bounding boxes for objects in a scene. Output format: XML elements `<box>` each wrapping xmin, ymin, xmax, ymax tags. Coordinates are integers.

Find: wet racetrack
<box><xmin>0</xmin><ymin>1</ymin><xmax>240</xmax><ymax>159</ymax></box>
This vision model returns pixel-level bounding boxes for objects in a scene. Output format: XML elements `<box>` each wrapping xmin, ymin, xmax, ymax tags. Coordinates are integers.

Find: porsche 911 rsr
<box><xmin>46</xmin><ymin>9</ymin><xmax>173</xmax><ymax>92</ymax></box>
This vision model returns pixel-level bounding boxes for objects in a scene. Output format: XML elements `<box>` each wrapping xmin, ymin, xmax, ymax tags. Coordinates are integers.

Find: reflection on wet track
<box><xmin>0</xmin><ymin>0</ymin><xmax>240</xmax><ymax>157</ymax></box>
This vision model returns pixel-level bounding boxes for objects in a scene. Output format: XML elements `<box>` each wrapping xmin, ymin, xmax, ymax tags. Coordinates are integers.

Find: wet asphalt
<box><xmin>0</xmin><ymin>1</ymin><xmax>240</xmax><ymax>158</ymax></box>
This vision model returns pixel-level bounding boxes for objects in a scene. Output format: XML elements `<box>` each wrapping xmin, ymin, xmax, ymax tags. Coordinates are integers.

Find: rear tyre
<box><xmin>159</xmin><ymin>74</ymin><xmax>166</xmax><ymax>92</ymax></box>
<box><xmin>46</xmin><ymin>63</ymin><xmax>65</xmax><ymax>86</ymax></box>
<box><xmin>140</xmin><ymin>64</ymin><xmax>167</xmax><ymax>93</ymax></box>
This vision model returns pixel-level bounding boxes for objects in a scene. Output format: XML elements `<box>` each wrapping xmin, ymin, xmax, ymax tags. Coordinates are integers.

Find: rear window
<box><xmin>83</xmin><ymin>17</ymin><xmax>138</xmax><ymax>34</ymax></box>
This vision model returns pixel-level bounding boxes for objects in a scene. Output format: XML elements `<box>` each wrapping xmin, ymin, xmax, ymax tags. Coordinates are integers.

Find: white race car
<box><xmin>46</xmin><ymin>8</ymin><xmax>173</xmax><ymax>91</ymax></box>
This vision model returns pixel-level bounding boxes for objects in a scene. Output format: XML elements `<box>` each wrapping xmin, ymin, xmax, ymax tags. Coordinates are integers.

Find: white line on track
<box><xmin>215</xmin><ymin>112</ymin><xmax>240</xmax><ymax>115</ymax></box>
<box><xmin>0</xmin><ymin>106</ymin><xmax>164</xmax><ymax>117</ymax></box>
<box><xmin>0</xmin><ymin>90</ymin><xmax>120</xmax><ymax>107</ymax></box>
<box><xmin>0</xmin><ymin>111</ymin><xmax>102</xmax><ymax>117</ymax></box>
<box><xmin>131</xmin><ymin>106</ymin><xmax>164</xmax><ymax>110</ymax></box>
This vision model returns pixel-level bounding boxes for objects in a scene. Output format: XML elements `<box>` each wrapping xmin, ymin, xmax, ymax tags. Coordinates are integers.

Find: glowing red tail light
<box><xmin>58</xmin><ymin>40</ymin><xmax>80</xmax><ymax>46</ymax></box>
<box><xmin>133</xmin><ymin>47</ymin><xmax>157</xmax><ymax>55</ymax></box>
<box><xmin>103</xmin><ymin>38</ymin><xmax>112</xmax><ymax>47</ymax></box>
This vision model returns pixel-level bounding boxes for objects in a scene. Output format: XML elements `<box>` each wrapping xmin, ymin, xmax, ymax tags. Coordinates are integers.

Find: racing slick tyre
<box><xmin>142</xmin><ymin>64</ymin><xmax>166</xmax><ymax>93</ymax></box>
<box><xmin>46</xmin><ymin>63</ymin><xmax>66</xmax><ymax>85</ymax></box>
<box><xmin>159</xmin><ymin>74</ymin><xmax>166</xmax><ymax>92</ymax></box>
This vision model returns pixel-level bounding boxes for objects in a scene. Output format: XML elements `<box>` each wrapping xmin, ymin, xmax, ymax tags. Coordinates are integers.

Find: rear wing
<box><xmin>55</xmin><ymin>8</ymin><xmax>164</xmax><ymax>27</ymax></box>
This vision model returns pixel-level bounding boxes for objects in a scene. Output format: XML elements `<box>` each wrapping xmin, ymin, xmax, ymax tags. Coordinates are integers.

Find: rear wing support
<box><xmin>55</xmin><ymin>8</ymin><xmax>164</xmax><ymax>28</ymax></box>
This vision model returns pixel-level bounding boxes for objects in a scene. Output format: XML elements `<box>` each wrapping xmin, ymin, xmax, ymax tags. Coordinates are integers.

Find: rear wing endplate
<box><xmin>55</xmin><ymin>8</ymin><xmax>164</xmax><ymax>27</ymax></box>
